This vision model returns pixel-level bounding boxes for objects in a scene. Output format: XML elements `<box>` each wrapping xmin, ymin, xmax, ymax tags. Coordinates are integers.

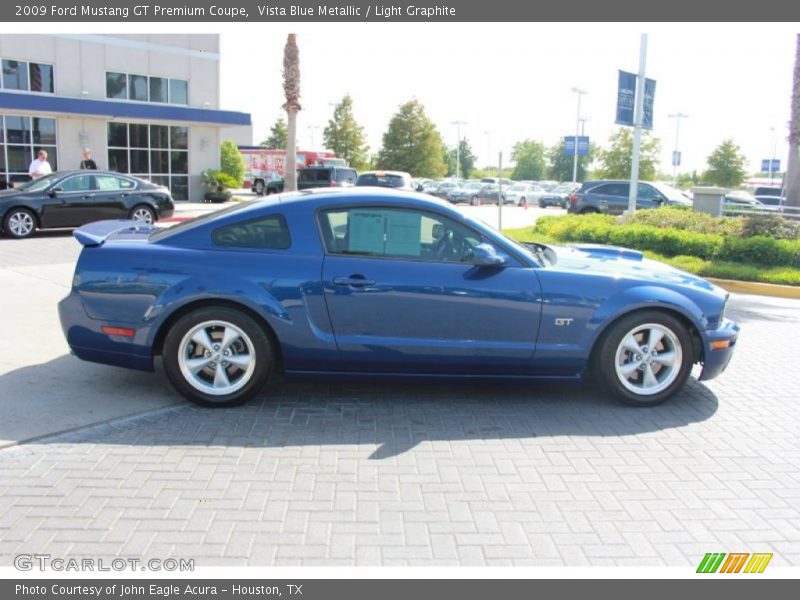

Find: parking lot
<box><xmin>1</xmin><ymin>205</ymin><xmax>799</xmax><ymax>567</ymax></box>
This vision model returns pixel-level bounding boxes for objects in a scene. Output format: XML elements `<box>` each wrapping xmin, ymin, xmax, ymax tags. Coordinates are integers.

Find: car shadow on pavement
<box><xmin>0</xmin><ymin>355</ymin><xmax>719</xmax><ymax>458</ymax></box>
<box><xmin>726</xmin><ymin>294</ymin><xmax>800</xmax><ymax>324</ymax></box>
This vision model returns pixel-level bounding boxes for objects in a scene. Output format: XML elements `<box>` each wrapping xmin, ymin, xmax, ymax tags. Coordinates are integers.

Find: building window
<box><xmin>0</xmin><ymin>114</ymin><xmax>57</xmax><ymax>189</ymax></box>
<box><xmin>1</xmin><ymin>59</ymin><xmax>54</xmax><ymax>94</ymax></box>
<box><xmin>105</xmin><ymin>71</ymin><xmax>189</xmax><ymax>105</ymax></box>
<box><xmin>107</xmin><ymin>122</ymin><xmax>189</xmax><ymax>200</ymax></box>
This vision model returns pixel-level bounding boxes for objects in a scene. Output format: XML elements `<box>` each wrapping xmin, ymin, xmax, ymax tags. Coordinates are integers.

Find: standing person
<box><xmin>79</xmin><ymin>148</ymin><xmax>97</xmax><ymax>170</ymax></box>
<box><xmin>28</xmin><ymin>150</ymin><xmax>52</xmax><ymax>179</ymax></box>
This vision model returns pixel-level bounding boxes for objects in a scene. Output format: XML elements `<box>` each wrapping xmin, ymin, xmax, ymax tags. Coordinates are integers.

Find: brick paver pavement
<box><xmin>1</xmin><ymin>292</ymin><xmax>798</xmax><ymax>567</ymax></box>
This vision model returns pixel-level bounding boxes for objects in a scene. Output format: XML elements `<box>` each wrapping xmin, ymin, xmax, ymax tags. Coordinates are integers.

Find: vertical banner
<box><xmin>615</xmin><ymin>70</ymin><xmax>636</xmax><ymax>126</ymax></box>
<box><xmin>642</xmin><ymin>77</ymin><xmax>656</xmax><ymax>130</ymax></box>
<box><xmin>564</xmin><ymin>136</ymin><xmax>590</xmax><ymax>156</ymax></box>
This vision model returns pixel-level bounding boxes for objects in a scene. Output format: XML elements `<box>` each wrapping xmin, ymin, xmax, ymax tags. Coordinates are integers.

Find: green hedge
<box><xmin>531</xmin><ymin>213</ymin><xmax>800</xmax><ymax>268</ymax></box>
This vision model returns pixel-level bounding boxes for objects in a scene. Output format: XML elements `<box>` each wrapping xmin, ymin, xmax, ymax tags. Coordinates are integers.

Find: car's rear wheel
<box><xmin>163</xmin><ymin>307</ymin><xmax>273</xmax><ymax>407</ymax></box>
<box><xmin>254</xmin><ymin>180</ymin><xmax>265</xmax><ymax>195</ymax></box>
<box><xmin>592</xmin><ymin>311</ymin><xmax>693</xmax><ymax>406</ymax></box>
<box><xmin>518</xmin><ymin>197</ymin><xmax>527</xmax><ymax>208</ymax></box>
<box><xmin>130</xmin><ymin>205</ymin><xmax>156</xmax><ymax>224</ymax></box>
<box><xmin>3</xmin><ymin>208</ymin><xmax>37</xmax><ymax>239</ymax></box>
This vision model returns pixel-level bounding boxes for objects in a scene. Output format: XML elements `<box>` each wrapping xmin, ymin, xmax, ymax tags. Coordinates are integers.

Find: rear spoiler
<box><xmin>73</xmin><ymin>220</ymin><xmax>156</xmax><ymax>247</ymax></box>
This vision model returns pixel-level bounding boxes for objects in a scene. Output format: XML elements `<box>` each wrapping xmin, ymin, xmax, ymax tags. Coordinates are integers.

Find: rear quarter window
<box><xmin>211</xmin><ymin>214</ymin><xmax>291</xmax><ymax>249</ymax></box>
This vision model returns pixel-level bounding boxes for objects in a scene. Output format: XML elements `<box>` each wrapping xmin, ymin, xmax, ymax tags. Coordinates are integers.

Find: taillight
<box><xmin>101</xmin><ymin>326</ymin><xmax>136</xmax><ymax>337</ymax></box>
<box><xmin>568</xmin><ymin>194</ymin><xmax>579</xmax><ymax>204</ymax></box>
<box><xmin>330</xmin><ymin>181</ymin><xmax>338</xmax><ymax>187</ymax></box>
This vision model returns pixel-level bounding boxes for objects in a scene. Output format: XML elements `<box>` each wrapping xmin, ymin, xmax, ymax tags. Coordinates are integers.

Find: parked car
<box><xmin>254</xmin><ymin>175</ymin><xmax>284</xmax><ymax>196</ymax></box>
<box><xmin>297</xmin><ymin>166</ymin><xmax>357</xmax><ymax>190</ymax></box>
<box><xmin>1</xmin><ymin>171</ymin><xmax>175</xmax><ymax>239</ymax></box>
<box><xmin>753</xmin><ymin>186</ymin><xmax>783</xmax><ymax>198</ymax></box>
<box><xmin>355</xmin><ymin>170</ymin><xmax>416</xmax><ymax>191</ymax></box>
<box><xmin>447</xmin><ymin>181</ymin><xmax>485</xmax><ymax>204</ymax></box>
<box><xmin>567</xmin><ymin>180</ymin><xmax>692</xmax><ymax>215</ymax></box>
<box><xmin>431</xmin><ymin>180</ymin><xmax>461</xmax><ymax>200</ymax></box>
<box><xmin>502</xmin><ymin>183</ymin><xmax>542</xmax><ymax>207</ymax></box>
<box><xmin>58</xmin><ymin>189</ymin><xmax>738</xmax><ymax>408</ymax></box>
<box><xmin>539</xmin><ymin>182</ymin><xmax>580</xmax><ymax>208</ymax></box>
<box><xmin>475</xmin><ymin>183</ymin><xmax>507</xmax><ymax>205</ymax></box>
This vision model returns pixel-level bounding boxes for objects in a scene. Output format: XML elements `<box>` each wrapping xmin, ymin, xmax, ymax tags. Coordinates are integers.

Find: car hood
<box><xmin>552</xmin><ymin>243</ymin><xmax>721</xmax><ymax>293</ymax></box>
<box><xmin>0</xmin><ymin>188</ymin><xmax>27</xmax><ymax>201</ymax></box>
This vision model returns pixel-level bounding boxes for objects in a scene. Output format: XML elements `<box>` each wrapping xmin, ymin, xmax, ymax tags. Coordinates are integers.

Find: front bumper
<box><xmin>697</xmin><ymin>318</ymin><xmax>740</xmax><ymax>381</ymax></box>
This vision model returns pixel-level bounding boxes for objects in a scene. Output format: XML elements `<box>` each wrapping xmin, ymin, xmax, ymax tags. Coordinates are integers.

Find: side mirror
<box><xmin>473</xmin><ymin>243</ymin><xmax>507</xmax><ymax>266</ymax></box>
<box><xmin>49</xmin><ymin>187</ymin><xmax>63</xmax><ymax>197</ymax></box>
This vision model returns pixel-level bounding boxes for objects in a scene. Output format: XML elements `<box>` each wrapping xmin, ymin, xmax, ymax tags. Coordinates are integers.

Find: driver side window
<box><xmin>319</xmin><ymin>208</ymin><xmax>481</xmax><ymax>263</ymax></box>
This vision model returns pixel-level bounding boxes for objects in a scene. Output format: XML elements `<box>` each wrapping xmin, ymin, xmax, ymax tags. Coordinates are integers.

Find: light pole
<box><xmin>571</xmin><ymin>87</ymin><xmax>587</xmax><ymax>183</ymax></box>
<box><xmin>770</xmin><ymin>126</ymin><xmax>778</xmax><ymax>183</ymax></box>
<box><xmin>451</xmin><ymin>120</ymin><xmax>467</xmax><ymax>179</ymax></box>
<box><xmin>307</xmin><ymin>125</ymin><xmax>320</xmax><ymax>150</ymax></box>
<box><xmin>483</xmin><ymin>130</ymin><xmax>490</xmax><ymax>173</ymax></box>
<box><xmin>667</xmin><ymin>112</ymin><xmax>689</xmax><ymax>185</ymax></box>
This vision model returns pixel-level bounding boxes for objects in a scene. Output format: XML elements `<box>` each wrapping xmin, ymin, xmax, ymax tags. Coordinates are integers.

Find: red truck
<box><xmin>239</xmin><ymin>146</ymin><xmax>347</xmax><ymax>195</ymax></box>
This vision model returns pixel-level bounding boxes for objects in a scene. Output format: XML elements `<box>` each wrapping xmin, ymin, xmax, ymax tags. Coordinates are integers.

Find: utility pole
<box><xmin>451</xmin><ymin>120</ymin><xmax>467</xmax><ymax>179</ymax></box>
<box><xmin>627</xmin><ymin>33</ymin><xmax>648</xmax><ymax>214</ymax></box>
<box><xmin>571</xmin><ymin>87</ymin><xmax>587</xmax><ymax>183</ymax></box>
<box><xmin>668</xmin><ymin>112</ymin><xmax>689</xmax><ymax>185</ymax></box>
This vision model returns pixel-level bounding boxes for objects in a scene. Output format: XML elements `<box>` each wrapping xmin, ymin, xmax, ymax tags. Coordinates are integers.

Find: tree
<box><xmin>323</xmin><ymin>95</ymin><xmax>369</xmax><ymax>170</ymax></box>
<box><xmin>510</xmin><ymin>140</ymin><xmax>546</xmax><ymax>180</ymax></box>
<box><xmin>704</xmin><ymin>139</ymin><xmax>748</xmax><ymax>187</ymax></box>
<box><xmin>444</xmin><ymin>138</ymin><xmax>477</xmax><ymax>179</ymax></box>
<box><xmin>595</xmin><ymin>128</ymin><xmax>661</xmax><ymax>181</ymax></box>
<box><xmin>547</xmin><ymin>140</ymin><xmax>593</xmax><ymax>182</ymax></box>
<box><xmin>220</xmin><ymin>139</ymin><xmax>245</xmax><ymax>187</ymax></box>
<box><xmin>282</xmin><ymin>34</ymin><xmax>301</xmax><ymax>191</ymax></box>
<box><xmin>260</xmin><ymin>117</ymin><xmax>287</xmax><ymax>149</ymax></box>
<box><xmin>376</xmin><ymin>99</ymin><xmax>447</xmax><ymax>177</ymax></box>
<box><xmin>786</xmin><ymin>34</ymin><xmax>800</xmax><ymax>207</ymax></box>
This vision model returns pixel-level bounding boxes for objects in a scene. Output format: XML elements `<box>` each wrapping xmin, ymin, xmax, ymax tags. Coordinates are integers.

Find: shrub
<box><xmin>740</xmin><ymin>214</ymin><xmax>800</xmax><ymax>240</ymax></box>
<box><xmin>220</xmin><ymin>139</ymin><xmax>246</xmax><ymax>186</ymax></box>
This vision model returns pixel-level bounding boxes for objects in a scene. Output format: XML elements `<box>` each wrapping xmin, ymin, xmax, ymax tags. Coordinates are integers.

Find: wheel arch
<box><xmin>588</xmin><ymin>304</ymin><xmax>704</xmax><ymax>367</ymax></box>
<box><xmin>152</xmin><ymin>298</ymin><xmax>285</xmax><ymax>375</ymax></box>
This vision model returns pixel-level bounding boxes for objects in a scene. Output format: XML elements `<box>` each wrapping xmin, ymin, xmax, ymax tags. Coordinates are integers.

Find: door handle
<box><xmin>81</xmin><ymin>194</ymin><xmax>95</xmax><ymax>199</ymax></box>
<box><xmin>333</xmin><ymin>275</ymin><xmax>375</xmax><ymax>287</ymax></box>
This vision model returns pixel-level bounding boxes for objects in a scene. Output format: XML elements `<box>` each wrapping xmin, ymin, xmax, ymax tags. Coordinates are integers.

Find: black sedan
<box><xmin>1</xmin><ymin>171</ymin><xmax>175</xmax><ymax>239</ymax></box>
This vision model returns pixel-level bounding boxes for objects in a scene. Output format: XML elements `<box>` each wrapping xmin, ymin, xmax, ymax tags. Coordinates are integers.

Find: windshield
<box><xmin>509</xmin><ymin>184</ymin><xmax>526</xmax><ymax>191</ymax></box>
<box><xmin>462</xmin><ymin>182</ymin><xmax>483</xmax><ymax>190</ymax></box>
<box><xmin>356</xmin><ymin>173</ymin><xmax>408</xmax><ymax>188</ymax></box>
<box><xmin>149</xmin><ymin>200</ymin><xmax>258</xmax><ymax>241</ymax></box>
<box><xmin>15</xmin><ymin>174</ymin><xmax>59</xmax><ymax>193</ymax></box>
<box><xmin>653</xmin><ymin>182</ymin><xmax>691</xmax><ymax>203</ymax></box>
<box><xmin>554</xmin><ymin>183</ymin><xmax>575</xmax><ymax>192</ymax></box>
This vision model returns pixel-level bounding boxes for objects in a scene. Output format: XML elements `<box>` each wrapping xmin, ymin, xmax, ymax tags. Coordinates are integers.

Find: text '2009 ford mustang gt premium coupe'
<box><xmin>58</xmin><ymin>189</ymin><xmax>738</xmax><ymax>407</ymax></box>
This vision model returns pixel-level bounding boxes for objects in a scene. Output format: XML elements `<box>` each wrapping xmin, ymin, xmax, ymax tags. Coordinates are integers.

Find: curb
<box><xmin>707</xmin><ymin>278</ymin><xmax>800</xmax><ymax>300</ymax></box>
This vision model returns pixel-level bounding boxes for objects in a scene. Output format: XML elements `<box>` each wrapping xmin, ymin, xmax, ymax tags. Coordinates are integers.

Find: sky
<box><xmin>218</xmin><ymin>22</ymin><xmax>798</xmax><ymax>177</ymax></box>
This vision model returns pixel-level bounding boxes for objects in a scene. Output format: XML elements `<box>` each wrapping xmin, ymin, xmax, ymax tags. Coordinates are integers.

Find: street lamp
<box><xmin>571</xmin><ymin>87</ymin><xmax>587</xmax><ymax>183</ymax></box>
<box><xmin>307</xmin><ymin>125</ymin><xmax>321</xmax><ymax>149</ymax></box>
<box><xmin>667</xmin><ymin>112</ymin><xmax>689</xmax><ymax>185</ymax></box>
<box><xmin>451</xmin><ymin>120</ymin><xmax>467</xmax><ymax>179</ymax></box>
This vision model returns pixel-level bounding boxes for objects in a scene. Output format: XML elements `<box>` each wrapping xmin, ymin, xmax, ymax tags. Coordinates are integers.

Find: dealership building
<box><xmin>0</xmin><ymin>34</ymin><xmax>251</xmax><ymax>201</ymax></box>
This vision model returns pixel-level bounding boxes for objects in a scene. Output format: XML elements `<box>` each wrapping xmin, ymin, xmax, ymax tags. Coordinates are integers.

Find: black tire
<box><xmin>579</xmin><ymin>207</ymin><xmax>600</xmax><ymax>215</ymax></box>
<box><xmin>129</xmin><ymin>204</ymin><xmax>156</xmax><ymax>224</ymax></box>
<box><xmin>470</xmin><ymin>196</ymin><xmax>480</xmax><ymax>206</ymax></box>
<box><xmin>163</xmin><ymin>307</ymin><xmax>273</xmax><ymax>407</ymax></box>
<box><xmin>3</xmin><ymin>207</ymin><xmax>37</xmax><ymax>239</ymax></box>
<box><xmin>518</xmin><ymin>197</ymin><xmax>527</xmax><ymax>208</ymax></box>
<box><xmin>590</xmin><ymin>310</ymin><xmax>693</xmax><ymax>406</ymax></box>
<box><xmin>253</xmin><ymin>180</ymin><xmax>265</xmax><ymax>196</ymax></box>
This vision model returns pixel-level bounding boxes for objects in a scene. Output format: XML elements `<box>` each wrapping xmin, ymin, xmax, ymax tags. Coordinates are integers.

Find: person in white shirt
<box><xmin>28</xmin><ymin>150</ymin><xmax>53</xmax><ymax>179</ymax></box>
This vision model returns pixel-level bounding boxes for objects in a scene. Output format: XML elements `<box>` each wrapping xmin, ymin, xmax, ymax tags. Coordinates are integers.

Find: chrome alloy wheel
<box><xmin>177</xmin><ymin>320</ymin><xmax>256</xmax><ymax>396</ymax></box>
<box><xmin>613</xmin><ymin>322</ymin><xmax>683</xmax><ymax>396</ymax></box>
<box><xmin>131</xmin><ymin>207</ymin><xmax>155</xmax><ymax>224</ymax></box>
<box><xmin>8</xmin><ymin>211</ymin><xmax>35</xmax><ymax>237</ymax></box>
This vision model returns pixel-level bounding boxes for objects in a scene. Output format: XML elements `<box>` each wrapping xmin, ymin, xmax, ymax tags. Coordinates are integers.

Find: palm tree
<box><xmin>282</xmin><ymin>34</ymin><xmax>301</xmax><ymax>192</ymax></box>
<box><xmin>786</xmin><ymin>34</ymin><xmax>800</xmax><ymax>207</ymax></box>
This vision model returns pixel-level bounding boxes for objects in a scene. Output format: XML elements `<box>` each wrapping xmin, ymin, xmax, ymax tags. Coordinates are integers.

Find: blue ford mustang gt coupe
<box><xmin>58</xmin><ymin>189</ymin><xmax>739</xmax><ymax>408</ymax></box>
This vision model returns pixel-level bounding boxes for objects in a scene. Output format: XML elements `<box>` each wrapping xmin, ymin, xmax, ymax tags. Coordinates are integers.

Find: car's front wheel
<box><xmin>253</xmin><ymin>180</ymin><xmax>265</xmax><ymax>195</ymax></box>
<box><xmin>130</xmin><ymin>205</ymin><xmax>156</xmax><ymax>224</ymax></box>
<box><xmin>163</xmin><ymin>307</ymin><xmax>273</xmax><ymax>407</ymax></box>
<box><xmin>518</xmin><ymin>197</ymin><xmax>527</xmax><ymax>208</ymax></box>
<box><xmin>592</xmin><ymin>311</ymin><xmax>693</xmax><ymax>406</ymax></box>
<box><xmin>470</xmin><ymin>196</ymin><xmax>480</xmax><ymax>206</ymax></box>
<box><xmin>3</xmin><ymin>208</ymin><xmax>37</xmax><ymax>239</ymax></box>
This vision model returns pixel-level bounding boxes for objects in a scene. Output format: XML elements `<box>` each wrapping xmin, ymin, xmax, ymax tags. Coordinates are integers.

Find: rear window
<box><xmin>298</xmin><ymin>169</ymin><xmax>319</xmax><ymax>183</ymax></box>
<box><xmin>356</xmin><ymin>173</ymin><xmax>409</xmax><ymax>188</ymax></box>
<box><xmin>335</xmin><ymin>169</ymin><xmax>357</xmax><ymax>183</ymax></box>
<box><xmin>211</xmin><ymin>214</ymin><xmax>291</xmax><ymax>249</ymax></box>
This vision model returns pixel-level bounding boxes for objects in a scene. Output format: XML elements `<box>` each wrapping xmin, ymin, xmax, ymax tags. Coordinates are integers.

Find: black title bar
<box><xmin>2</xmin><ymin>0</ymin><xmax>800</xmax><ymax>22</ymax></box>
